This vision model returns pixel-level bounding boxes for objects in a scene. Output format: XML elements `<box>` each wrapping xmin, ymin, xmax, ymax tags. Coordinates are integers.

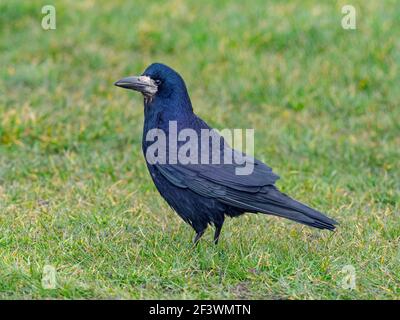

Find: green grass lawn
<box><xmin>0</xmin><ymin>0</ymin><xmax>399</xmax><ymax>299</ymax></box>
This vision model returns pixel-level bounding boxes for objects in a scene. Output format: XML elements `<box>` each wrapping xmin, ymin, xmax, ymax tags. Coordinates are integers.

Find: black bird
<box><xmin>115</xmin><ymin>63</ymin><xmax>337</xmax><ymax>244</ymax></box>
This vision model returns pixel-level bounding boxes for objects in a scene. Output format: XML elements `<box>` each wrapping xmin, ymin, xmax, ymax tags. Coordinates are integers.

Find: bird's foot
<box><xmin>193</xmin><ymin>230</ymin><xmax>205</xmax><ymax>246</ymax></box>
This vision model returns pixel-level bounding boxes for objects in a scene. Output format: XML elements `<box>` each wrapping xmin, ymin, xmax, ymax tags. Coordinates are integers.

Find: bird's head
<box><xmin>114</xmin><ymin>63</ymin><xmax>189</xmax><ymax>105</ymax></box>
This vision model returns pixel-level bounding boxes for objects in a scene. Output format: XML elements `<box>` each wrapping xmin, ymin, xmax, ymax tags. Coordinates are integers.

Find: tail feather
<box><xmin>219</xmin><ymin>186</ymin><xmax>338</xmax><ymax>230</ymax></box>
<box><xmin>259</xmin><ymin>188</ymin><xmax>338</xmax><ymax>230</ymax></box>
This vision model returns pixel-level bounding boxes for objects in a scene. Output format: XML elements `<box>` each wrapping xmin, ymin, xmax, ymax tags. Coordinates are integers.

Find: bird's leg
<box><xmin>193</xmin><ymin>230</ymin><xmax>205</xmax><ymax>245</ymax></box>
<box><xmin>213</xmin><ymin>225</ymin><xmax>222</xmax><ymax>245</ymax></box>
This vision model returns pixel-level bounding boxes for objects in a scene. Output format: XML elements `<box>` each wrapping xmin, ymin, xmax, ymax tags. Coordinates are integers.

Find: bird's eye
<box><xmin>154</xmin><ymin>79</ymin><xmax>162</xmax><ymax>85</ymax></box>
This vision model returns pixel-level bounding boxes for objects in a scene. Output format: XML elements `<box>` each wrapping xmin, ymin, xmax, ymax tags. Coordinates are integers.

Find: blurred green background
<box><xmin>0</xmin><ymin>0</ymin><xmax>399</xmax><ymax>299</ymax></box>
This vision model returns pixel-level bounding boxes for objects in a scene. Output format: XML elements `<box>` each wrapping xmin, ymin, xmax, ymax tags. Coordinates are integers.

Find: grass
<box><xmin>0</xmin><ymin>0</ymin><xmax>399</xmax><ymax>299</ymax></box>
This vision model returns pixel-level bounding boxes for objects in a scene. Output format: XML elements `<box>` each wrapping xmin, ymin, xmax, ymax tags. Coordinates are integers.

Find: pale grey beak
<box><xmin>114</xmin><ymin>75</ymin><xmax>157</xmax><ymax>96</ymax></box>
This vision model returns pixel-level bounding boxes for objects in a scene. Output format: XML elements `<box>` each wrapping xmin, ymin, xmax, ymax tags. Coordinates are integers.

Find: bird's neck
<box><xmin>143</xmin><ymin>95</ymin><xmax>194</xmax><ymax>129</ymax></box>
<box><xmin>142</xmin><ymin>94</ymin><xmax>195</xmax><ymax>152</ymax></box>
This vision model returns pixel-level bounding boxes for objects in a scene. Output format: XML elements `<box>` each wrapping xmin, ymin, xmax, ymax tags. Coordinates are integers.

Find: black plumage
<box><xmin>115</xmin><ymin>63</ymin><xmax>338</xmax><ymax>244</ymax></box>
